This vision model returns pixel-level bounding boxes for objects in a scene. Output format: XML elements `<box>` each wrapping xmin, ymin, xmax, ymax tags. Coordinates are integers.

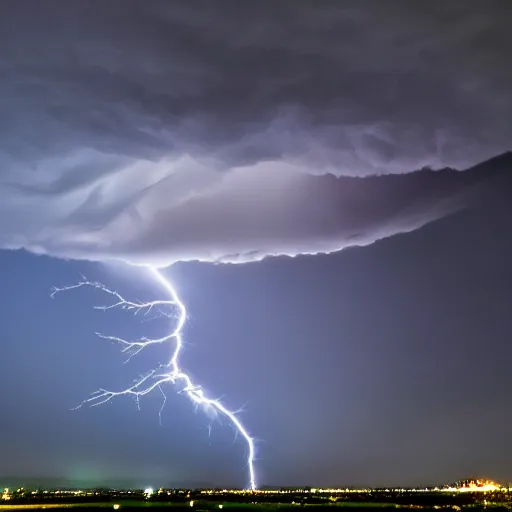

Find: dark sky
<box><xmin>2</xmin><ymin>188</ymin><xmax>512</xmax><ymax>488</ymax></box>
<box><xmin>1</xmin><ymin>0</ymin><xmax>512</xmax><ymax>490</ymax></box>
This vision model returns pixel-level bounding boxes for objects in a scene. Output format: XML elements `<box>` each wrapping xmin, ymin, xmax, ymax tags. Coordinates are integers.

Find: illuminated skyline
<box><xmin>1</xmin><ymin>478</ymin><xmax>507</xmax><ymax>496</ymax></box>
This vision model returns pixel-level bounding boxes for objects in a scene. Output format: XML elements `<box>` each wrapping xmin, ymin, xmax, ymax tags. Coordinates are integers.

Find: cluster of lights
<box><xmin>2</xmin><ymin>481</ymin><xmax>506</xmax><ymax>503</ymax></box>
<box><xmin>200</xmin><ymin>482</ymin><xmax>505</xmax><ymax>495</ymax></box>
<box><xmin>201</xmin><ymin>488</ymin><xmax>378</xmax><ymax>495</ymax></box>
<box><xmin>443</xmin><ymin>480</ymin><xmax>501</xmax><ymax>493</ymax></box>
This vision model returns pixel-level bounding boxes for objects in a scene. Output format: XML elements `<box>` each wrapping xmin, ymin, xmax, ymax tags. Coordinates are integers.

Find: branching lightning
<box><xmin>51</xmin><ymin>266</ymin><xmax>257</xmax><ymax>491</ymax></box>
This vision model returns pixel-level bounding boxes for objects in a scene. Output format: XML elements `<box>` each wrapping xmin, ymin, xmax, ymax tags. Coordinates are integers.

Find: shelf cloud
<box><xmin>1</xmin><ymin>1</ymin><xmax>511</xmax><ymax>265</ymax></box>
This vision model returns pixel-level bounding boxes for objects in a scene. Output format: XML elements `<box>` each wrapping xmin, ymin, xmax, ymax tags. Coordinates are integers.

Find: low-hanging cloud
<box><xmin>3</xmin><ymin>154</ymin><xmax>510</xmax><ymax>266</ymax></box>
<box><xmin>1</xmin><ymin>1</ymin><xmax>511</xmax><ymax>265</ymax></box>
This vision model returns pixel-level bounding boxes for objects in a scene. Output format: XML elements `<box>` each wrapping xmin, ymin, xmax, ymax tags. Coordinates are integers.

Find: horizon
<box><xmin>0</xmin><ymin>478</ymin><xmax>507</xmax><ymax>491</ymax></box>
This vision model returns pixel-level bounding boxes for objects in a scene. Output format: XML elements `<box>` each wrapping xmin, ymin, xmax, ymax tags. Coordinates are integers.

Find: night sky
<box><xmin>1</xmin><ymin>0</ymin><xmax>512</xmax><ymax>490</ymax></box>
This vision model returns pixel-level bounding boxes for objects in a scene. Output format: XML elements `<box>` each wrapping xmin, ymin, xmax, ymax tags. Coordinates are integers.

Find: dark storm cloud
<box><xmin>1</xmin><ymin>0</ymin><xmax>511</xmax><ymax>264</ymax></box>
<box><xmin>7</xmin><ymin>156</ymin><xmax>511</xmax><ymax>266</ymax></box>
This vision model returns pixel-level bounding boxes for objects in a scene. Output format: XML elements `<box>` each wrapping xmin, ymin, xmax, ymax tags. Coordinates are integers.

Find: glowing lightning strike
<box><xmin>51</xmin><ymin>266</ymin><xmax>257</xmax><ymax>491</ymax></box>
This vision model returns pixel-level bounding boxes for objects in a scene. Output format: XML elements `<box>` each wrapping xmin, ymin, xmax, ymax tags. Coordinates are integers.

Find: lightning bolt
<box><xmin>51</xmin><ymin>266</ymin><xmax>257</xmax><ymax>491</ymax></box>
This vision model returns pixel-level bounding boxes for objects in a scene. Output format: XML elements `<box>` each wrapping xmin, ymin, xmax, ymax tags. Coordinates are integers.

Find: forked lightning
<box><xmin>51</xmin><ymin>266</ymin><xmax>257</xmax><ymax>490</ymax></box>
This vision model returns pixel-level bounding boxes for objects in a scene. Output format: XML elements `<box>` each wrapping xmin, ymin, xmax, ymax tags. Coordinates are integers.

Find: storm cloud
<box><xmin>1</xmin><ymin>1</ymin><xmax>511</xmax><ymax>265</ymax></box>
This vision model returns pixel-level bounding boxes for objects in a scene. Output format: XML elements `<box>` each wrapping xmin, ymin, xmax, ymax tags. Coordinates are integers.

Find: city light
<box><xmin>2</xmin><ymin>481</ymin><xmax>511</xmax><ymax>508</ymax></box>
<box><xmin>442</xmin><ymin>480</ymin><xmax>501</xmax><ymax>493</ymax></box>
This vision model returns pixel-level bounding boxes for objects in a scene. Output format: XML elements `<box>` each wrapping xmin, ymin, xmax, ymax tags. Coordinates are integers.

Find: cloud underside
<box><xmin>2</xmin><ymin>156</ymin><xmax>502</xmax><ymax>266</ymax></box>
<box><xmin>0</xmin><ymin>1</ymin><xmax>511</xmax><ymax>265</ymax></box>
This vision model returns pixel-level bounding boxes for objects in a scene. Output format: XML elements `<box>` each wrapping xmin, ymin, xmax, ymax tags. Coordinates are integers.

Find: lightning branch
<box><xmin>51</xmin><ymin>266</ymin><xmax>257</xmax><ymax>490</ymax></box>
